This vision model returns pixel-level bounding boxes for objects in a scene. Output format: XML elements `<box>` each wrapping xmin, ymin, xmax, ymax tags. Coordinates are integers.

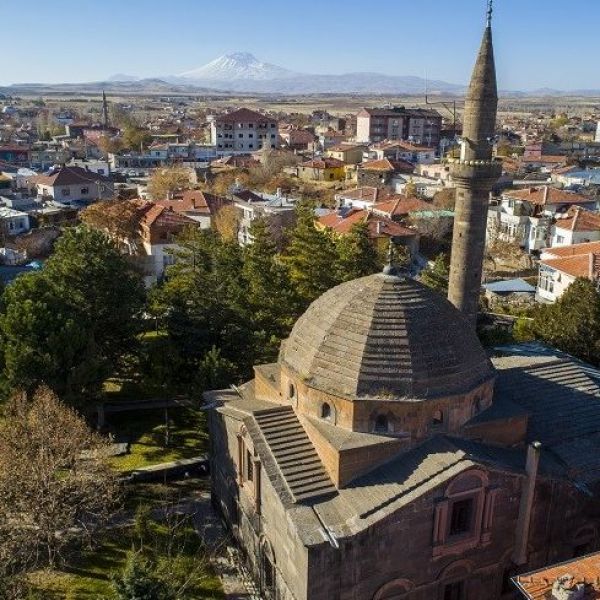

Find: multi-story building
<box><xmin>356</xmin><ymin>107</ymin><xmax>442</xmax><ymax>146</ymax></box>
<box><xmin>486</xmin><ymin>186</ymin><xmax>596</xmax><ymax>253</ymax></box>
<box><xmin>209</xmin><ymin>108</ymin><xmax>279</xmax><ymax>154</ymax></box>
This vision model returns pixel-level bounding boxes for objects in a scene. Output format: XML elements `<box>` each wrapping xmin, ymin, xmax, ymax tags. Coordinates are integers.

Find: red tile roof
<box><xmin>372</xmin><ymin>196</ymin><xmax>432</xmax><ymax>217</ymax></box>
<box><xmin>338</xmin><ymin>187</ymin><xmax>392</xmax><ymax>204</ymax></box>
<box><xmin>504</xmin><ymin>186</ymin><xmax>591</xmax><ymax>206</ymax></box>
<box><xmin>554</xmin><ymin>207</ymin><xmax>600</xmax><ymax>233</ymax></box>
<box><xmin>515</xmin><ymin>552</ymin><xmax>600</xmax><ymax>599</ymax></box>
<box><xmin>544</xmin><ymin>240</ymin><xmax>600</xmax><ymax>258</ymax></box>
<box><xmin>155</xmin><ymin>190</ymin><xmax>230</xmax><ymax>216</ymax></box>
<box><xmin>540</xmin><ymin>254</ymin><xmax>595</xmax><ymax>278</ymax></box>
<box><xmin>319</xmin><ymin>208</ymin><xmax>416</xmax><ymax>238</ymax></box>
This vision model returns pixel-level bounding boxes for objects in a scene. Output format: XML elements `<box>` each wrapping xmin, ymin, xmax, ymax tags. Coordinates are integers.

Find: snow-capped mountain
<box><xmin>178</xmin><ymin>52</ymin><xmax>298</xmax><ymax>81</ymax></box>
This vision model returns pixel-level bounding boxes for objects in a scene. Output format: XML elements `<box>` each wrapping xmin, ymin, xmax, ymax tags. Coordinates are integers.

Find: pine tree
<box><xmin>335</xmin><ymin>221</ymin><xmax>381</xmax><ymax>282</ymax></box>
<box><xmin>532</xmin><ymin>278</ymin><xmax>600</xmax><ymax>365</ymax></box>
<box><xmin>243</xmin><ymin>218</ymin><xmax>299</xmax><ymax>361</ymax></box>
<box><xmin>111</xmin><ymin>552</ymin><xmax>172</xmax><ymax>600</ymax></box>
<box><xmin>283</xmin><ymin>203</ymin><xmax>341</xmax><ymax>309</ymax></box>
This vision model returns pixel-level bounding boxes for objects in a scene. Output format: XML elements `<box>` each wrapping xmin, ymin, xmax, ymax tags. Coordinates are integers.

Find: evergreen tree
<box><xmin>283</xmin><ymin>203</ymin><xmax>341</xmax><ymax>309</ymax></box>
<box><xmin>335</xmin><ymin>221</ymin><xmax>381</xmax><ymax>282</ymax></box>
<box><xmin>0</xmin><ymin>228</ymin><xmax>144</xmax><ymax>400</ymax></box>
<box><xmin>243</xmin><ymin>218</ymin><xmax>298</xmax><ymax>361</ymax></box>
<box><xmin>420</xmin><ymin>253</ymin><xmax>450</xmax><ymax>295</ymax></box>
<box><xmin>111</xmin><ymin>553</ymin><xmax>172</xmax><ymax>600</ymax></box>
<box><xmin>531</xmin><ymin>278</ymin><xmax>600</xmax><ymax>365</ymax></box>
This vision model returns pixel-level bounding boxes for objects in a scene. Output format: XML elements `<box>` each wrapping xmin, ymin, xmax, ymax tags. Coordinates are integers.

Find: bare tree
<box><xmin>0</xmin><ymin>387</ymin><xmax>121</xmax><ymax>581</ymax></box>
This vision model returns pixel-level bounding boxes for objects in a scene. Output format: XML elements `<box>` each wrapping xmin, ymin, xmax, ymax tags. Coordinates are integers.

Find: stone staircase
<box><xmin>254</xmin><ymin>407</ymin><xmax>337</xmax><ymax>503</ymax></box>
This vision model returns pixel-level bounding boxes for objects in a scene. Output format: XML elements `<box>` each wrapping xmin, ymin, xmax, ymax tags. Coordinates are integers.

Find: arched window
<box><xmin>288</xmin><ymin>382</ymin><xmax>296</xmax><ymax>399</ymax></box>
<box><xmin>321</xmin><ymin>403</ymin><xmax>332</xmax><ymax>420</ymax></box>
<box><xmin>432</xmin><ymin>410</ymin><xmax>444</xmax><ymax>426</ymax></box>
<box><xmin>374</xmin><ymin>414</ymin><xmax>389</xmax><ymax>433</ymax></box>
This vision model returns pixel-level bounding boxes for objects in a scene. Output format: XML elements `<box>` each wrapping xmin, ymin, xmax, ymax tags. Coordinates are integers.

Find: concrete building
<box><xmin>487</xmin><ymin>187</ymin><xmax>597</xmax><ymax>253</ymax></box>
<box><xmin>448</xmin><ymin>12</ymin><xmax>502</xmax><ymax>326</ymax></box>
<box><xmin>537</xmin><ymin>241</ymin><xmax>600</xmax><ymax>303</ymax></box>
<box><xmin>32</xmin><ymin>166</ymin><xmax>114</xmax><ymax>204</ymax></box>
<box><xmin>596</xmin><ymin>121</ymin><xmax>600</xmax><ymax>144</ymax></box>
<box><xmin>209</xmin><ymin>108</ymin><xmax>279</xmax><ymax>154</ymax></box>
<box><xmin>356</xmin><ymin>107</ymin><xmax>442</xmax><ymax>146</ymax></box>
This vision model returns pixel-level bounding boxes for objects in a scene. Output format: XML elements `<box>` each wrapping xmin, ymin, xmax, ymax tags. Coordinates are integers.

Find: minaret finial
<box><xmin>486</xmin><ymin>0</ymin><xmax>493</xmax><ymax>27</ymax></box>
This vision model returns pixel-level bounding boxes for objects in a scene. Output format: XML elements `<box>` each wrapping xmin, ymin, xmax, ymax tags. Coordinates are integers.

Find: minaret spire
<box><xmin>101</xmin><ymin>90</ymin><xmax>109</xmax><ymax>129</ymax></box>
<box><xmin>486</xmin><ymin>0</ymin><xmax>493</xmax><ymax>28</ymax></box>
<box><xmin>447</xmin><ymin>2</ymin><xmax>501</xmax><ymax>327</ymax></box>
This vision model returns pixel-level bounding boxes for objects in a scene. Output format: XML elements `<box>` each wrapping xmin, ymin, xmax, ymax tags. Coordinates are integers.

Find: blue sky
<box><xmin>1</xmin><ymin>0</ymin><xmax>598</xmax><ymax>90</ymax></box>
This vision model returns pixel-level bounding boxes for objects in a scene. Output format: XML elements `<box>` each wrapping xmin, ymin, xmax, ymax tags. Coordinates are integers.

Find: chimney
<box><xmin>551</xmin><ymin>575</ymin><xmax>585</xmax><ymax>600</ymax></box>
<box><xmin>512</xmin><ymin>441</ymin><xmax>541</xmax><ymax>565</ymax></box>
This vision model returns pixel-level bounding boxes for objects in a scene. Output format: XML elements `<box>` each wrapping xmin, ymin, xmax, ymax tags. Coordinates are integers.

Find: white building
<box><xmin>550</xmin><ymin>207</ymin><xmax>600</xmax><ymax>248</ymax></box>
<box><xmin>537</xmin><ymin>241</ymin><xmax>600</xmax><ymax>303</ymax></box>
<box><xmin>0</xmin><ymin>206</ymin><xmax>30</xmax><ymax>236</ymax></box>
<box><xmin>487</xmin><ymin>186</ymin><xmax>597</xmax><ymax>253</ymax></box>
<box><xmin>596</xmin><ymin>122</ymin><xmax>600</xmax><ymax>144</ymax></box>
<box><xmin>209</xmin><ymin>108</ymin><xmax>278</xmax><ymax>154</ymax></box>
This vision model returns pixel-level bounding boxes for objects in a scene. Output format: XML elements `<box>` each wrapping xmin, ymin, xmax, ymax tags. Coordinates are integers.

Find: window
<box><xmin>238</xmin><ymin>133</ymin><xmax>244</xmax><ymax>138</ymax></box>
<box><xmin>374</xmin><ymin>414</ymin><xmax>389</xmax><ymax>433</ymax></box>
<box><xmin>556</xmin><ymin>235</ymin><xmax>565</xmax><ymax>244</ymax></box>
<box><xmin>288</xmin><ymin>383</ymin><xmax>296</xmax><ymax>399</ymax></box>
<box><xmin>432</xmin><ymin>410</ymin><xmax>444</xmax><ymax>426</ymax></box>
<box><xmin>81</xmin><ymin>187</ymin><xmax>89</xmax><ymax>194</ymax></box>
<box><xmin>246</xmin><ymin>449</ymin><xmax>254</xmax><ymax>482</ymax></box>
<box><xmin>444</xmin><ymin>581</ymin><xmax>465</xmax><ymax>600</ymax></box>
<box><xmin>449</xmin><ymin>498</ymin><xmax>473</xmax><ymax>536</ymax></box>
<box><xmin>62</xmin><ymin>188</ymin><xmax>70</xmax><ymax>196</ymax></box>
<box><xmin>321</xmin><ymin>403</ymin><xmax>331</xmax><ymax>420</ymax></box>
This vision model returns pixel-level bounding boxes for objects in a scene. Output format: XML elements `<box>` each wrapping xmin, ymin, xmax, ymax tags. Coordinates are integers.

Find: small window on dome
<box><xmin>321</xmin><ymin>403</ymin><xmax>332</xmax><ymax>420</ymax></box>
<box><xmin>374</xmin><ymin>414</ymin><xmax>389</xmax><ymax>433</ymax></box>
<box><xmin>288</xmin><ymin>383</ymin><xmax>296</xmax><ymax>399</ymax></box>
<box><xmin>473</xmin><ymin>397</ymin><xmax>482</xmax><ymax>416</ymax></box>
<box><xmin>432</xmin><ymin>410</ymin><xmax>444</xmax><ymax>427</ymax></box>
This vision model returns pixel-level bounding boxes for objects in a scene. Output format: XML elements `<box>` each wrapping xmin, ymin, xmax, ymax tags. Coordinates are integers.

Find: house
<box><xmin>0</xmin><ymin>206</ymin><xmax>30</xmax><ymax>236</ymax></box>
<box><xmin>513</xmin><ymin>551</ymin><xmax>600</xmax><ymax>598</ymax></box>
<box><xmin>137</xmin><ymin>203</ymin><xmax>198</xmax><ymax>285</ymax></box>
<box><xmin>537</xmin><ymin>241</ymin><xmax>600</xmax><ymax>302</ymax></box>
<box><xmin>32</xmin><ymin>166</ymin><xmax>114</xmax><ymax>205</ymax></box>
<box><xmin>368</xmin><ymin>141</ymin><xmax>437</xmax><ymax>165</ymax></box>
<box><xmin>232</xmin><ymin>189</ymin><xmax>298</xmax><ymax>246</ymax></box>
<box><xmin>318</xmin><ymin>208</ymin><xmax>419</xmax><ymax>256</ymax></box>
<box><xmin>482</xmin><ymin>278</ymin><xmax>536</xmax><ymax>308</ymax></box>
<box><xmin>487</xmin><ymin>186</ymin><xmax>596</xmax><ymax>253</ymax></box>
<box><xmin>325</xmin><ymin>144</ymin><xmax>366</xmax><ymax>165</ymax></box>
<box><xmin>296</xmin><ymin>157</ymin><xmax>346</xmax><ymax>182</ymax></box>
<box><xmin>209</xmin><ymin>108</ymin><xmax>279</xmax><ymax>154</ymax></box>
<box><xmin>279</xmin><ymin>127</ymin><xmax>316</xmax><ymax>151</ymax></box>
<box><xmin>318</xmin><ymin>130</ymin><xmax>348</xmax><ymax>150</ymax></box>
<box><xmin>154</xmin><ymin>190</ymin><xmax>230</xmax><ymax>228</ymax></box>
<box><xmin>356</xmin><ymin>107</ymin><xmax>442</xmax><ymax>145</ymax></box>
<box><xmin>335</xmin><ymin>187</ymin><xmax>394</xmax><ymax>209</ymax></box>
<box><xmin>357</xmin><ymin>158</ymin><xmax>415</xmax><ymax>188</ymax></box>
<box><xmin>0</xmin><ymin>145</ymin><xmax>29</xmax><ymax>166</ymax></box>
<box><xmin>551</xmin><ymin>207</ymin><xmax>600</xmax><ymax>247</ymax></box>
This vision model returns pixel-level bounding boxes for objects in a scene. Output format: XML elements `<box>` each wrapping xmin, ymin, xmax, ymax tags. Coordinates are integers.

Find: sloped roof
<box><xmin>215</xmin><ymin>108</ymin><xmax>273</xmax><ymax>124</ymax></box>
<box><xmin>372</xmin><ymin>196</ymin><xmax>432</xmax><ymax>217</ymax></box>
<box><xmin>155</xmin><ymin>190</ymin><xmax>229</xmax><ymax>216</ymax></box>
<box><xmin>540</xmin><ymin>254</ymin><xmax>595</xmax><ymax>278</ymax></box>
<box><xmin>554</xmin><ymin>207</ymin><xmax>600</xmax><ymax>233</ymax></box>
<box><xmin>318</xmin><ymin>208</ymin><xmax>416</xmax><ymax>238</ymax></box>
<box><xmin>32</xmin><ymin>165</ymin><xmax>112</xmax><ymax>186</ymax></box>
<box><xmin>504</xmin><ymin>186</ymin><xmax>591</xmax><ymax>206</ymax></box>
<box><xmin>300</xmin><ymin>157</ymin><xmax>346</xmax><ymax>169</ymax></box>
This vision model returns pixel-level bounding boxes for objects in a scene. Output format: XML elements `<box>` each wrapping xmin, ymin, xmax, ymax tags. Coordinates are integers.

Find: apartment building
<box><xmin>209</xmin><ymin>108</ymin><xmax>279</xmax><ymax>154</ymax></box>
<box><xmin>356</xmin><ymin>107</ymin><xmax>442</xmax><ymax>146</ymax></box>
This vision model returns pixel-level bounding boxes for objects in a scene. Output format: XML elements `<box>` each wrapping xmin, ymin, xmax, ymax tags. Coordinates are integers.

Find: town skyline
<box><xmin>2</xmin><ymin>0</ymin><xmax>599</xmax><ymax>90</ymax></box>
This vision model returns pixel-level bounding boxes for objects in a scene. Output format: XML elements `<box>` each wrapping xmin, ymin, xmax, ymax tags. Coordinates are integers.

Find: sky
<box><xmin>1</xmin><ymin>0</ymin><xmax>598</xmax><ymax>91</ymax></box>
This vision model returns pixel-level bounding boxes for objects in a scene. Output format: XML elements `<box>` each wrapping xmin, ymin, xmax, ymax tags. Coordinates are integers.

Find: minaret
<box><xmin>101</xmin><ymin>90</ymin><xmax>109</xmax><ymax>129</ymax></box>
<box><xmin>447</xmin><ymin>0</ymin><xmax>501</xmax><ymax>327</ymax></box>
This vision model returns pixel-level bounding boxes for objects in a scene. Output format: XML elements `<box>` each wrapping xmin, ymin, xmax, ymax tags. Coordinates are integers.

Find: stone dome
<box><xmin>279</xmin><ymin>272</ymin><xmax>495</xmax><ymax>401</ymax></box>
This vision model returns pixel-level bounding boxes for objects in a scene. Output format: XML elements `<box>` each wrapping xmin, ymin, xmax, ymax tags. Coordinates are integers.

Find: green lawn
<box><xmin>108</xmin><ymin>406</ymin><xmax>209</xmax><ymax>472</ymax></box>
<box><xmin>28</xmin><ymin>519</ymin><xmax>224</xmax><ymax>600</ymax></box>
